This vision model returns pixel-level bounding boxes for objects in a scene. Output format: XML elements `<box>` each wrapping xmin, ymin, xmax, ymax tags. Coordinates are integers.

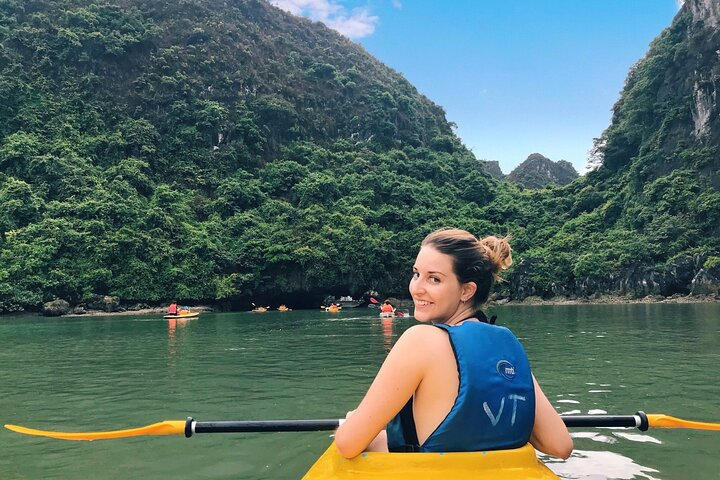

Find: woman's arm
<box><xmin>334</xmin><ymin>325</ymin><xmax>430</xmax><ymax>458</ymax></box>
<box><xmin>529</xmin><ymin>375</ymin><xmax>573</xmax><ymax>459</ymax></box>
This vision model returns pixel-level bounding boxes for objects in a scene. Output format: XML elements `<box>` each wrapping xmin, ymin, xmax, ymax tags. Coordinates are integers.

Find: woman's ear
<box><xmin>462</xmin><ymin>282</ymin><xmax>477</xmax><ymax>302</ymax></box>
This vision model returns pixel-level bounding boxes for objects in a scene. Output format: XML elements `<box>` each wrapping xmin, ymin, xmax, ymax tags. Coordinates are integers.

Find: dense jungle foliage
<box><xmin>0</xmin><ymin>0</ymin><xmax>718</xmax><ymax>312</ymax></box>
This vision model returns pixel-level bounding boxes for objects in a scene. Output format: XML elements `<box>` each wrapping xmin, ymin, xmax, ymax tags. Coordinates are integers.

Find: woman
<box><xmin>380</xmin><ymin>300</ymin><xmax>395</xmax><ymax>314</ymax></box>
<box><xmin>380</xmin><ymin>300</ymin><xmax>396</xmax><ymax>318</ymax></box>
<box><xmin>167</xmin><ymin>301</ymin><xmax>178</xmax><ymax>316</ymax></box>
<box><xmin>335</xmin><ymin>228</ymin><xmax>572</xmax><ymax>459</ymax></box>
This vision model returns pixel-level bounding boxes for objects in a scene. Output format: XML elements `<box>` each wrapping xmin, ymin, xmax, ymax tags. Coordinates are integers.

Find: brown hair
<box><xmin>421</xmin><ymin>228</ymin><xmax>512</xmax><ymax>307</ymax></box>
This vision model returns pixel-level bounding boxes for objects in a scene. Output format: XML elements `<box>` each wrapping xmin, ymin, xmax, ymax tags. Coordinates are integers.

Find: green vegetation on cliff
<box><xmin>0</xmin><ymin>0</ymin><xmax>718</xmax><ymax>312</ymax></box>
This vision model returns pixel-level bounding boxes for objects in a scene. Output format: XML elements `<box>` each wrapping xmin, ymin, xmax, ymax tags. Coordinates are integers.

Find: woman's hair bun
<box><xmin>478</xmin><ymin>235</ymin><xmax>512</xmax><ymax>276</ymax></box>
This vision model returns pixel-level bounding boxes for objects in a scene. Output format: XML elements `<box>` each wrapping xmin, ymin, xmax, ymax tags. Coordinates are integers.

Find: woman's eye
<box><xmin>411</xmin><ymin>272</ymin><xmax>419</xmax><ymax>279</ymax></box>
<box><xmin>429</xmin><ymin>277</ymin><xmax>440</xmax><ymax>283</ymax></box>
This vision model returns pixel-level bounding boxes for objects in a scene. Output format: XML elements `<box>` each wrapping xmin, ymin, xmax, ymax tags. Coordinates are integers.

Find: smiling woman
<box><xmin>334</xmin><ymin>227</ymin><xmax>573</xmax><ymax>459</ymax></box>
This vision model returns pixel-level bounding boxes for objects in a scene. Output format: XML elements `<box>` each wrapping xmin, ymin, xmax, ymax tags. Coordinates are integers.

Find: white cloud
<box><xmin>676</xmin><ymin>0</ymin><xmax>685</xmax><ymax>8</ymax></box>
<box><xmin>324</xmin><ymin>8</ymin><xmax>378</xmax><ymax>38</ymax></box>
<box><xmin>270</xmin><ymin>0</ymin><xmax>378</xmax><ymax>39</ymax></box>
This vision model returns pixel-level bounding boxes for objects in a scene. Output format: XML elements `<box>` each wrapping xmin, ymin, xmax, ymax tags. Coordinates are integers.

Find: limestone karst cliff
<box><xmin>506</xmin><ymin>153</ymin><xmax>579</xmax><ymax>189</ymax></box>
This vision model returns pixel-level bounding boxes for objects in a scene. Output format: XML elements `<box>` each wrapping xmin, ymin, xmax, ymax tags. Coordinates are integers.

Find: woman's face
<box><xmin>409</xmin><ymin>246</ymin><xmax>474</xmax><ymax>323</ymax></box>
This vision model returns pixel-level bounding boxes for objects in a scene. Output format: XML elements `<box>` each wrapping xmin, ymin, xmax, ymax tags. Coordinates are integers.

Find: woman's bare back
<box><xmin>412</xmin><ymin>326</ymin><xmax>461</xmax><ymax>445</ymax></box>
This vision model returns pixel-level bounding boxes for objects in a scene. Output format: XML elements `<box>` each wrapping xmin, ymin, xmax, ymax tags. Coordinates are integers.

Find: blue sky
<box><xmin>271</xmin><ymin>1</ymin><xmax>681</xmax><ymax>174</ymax></box>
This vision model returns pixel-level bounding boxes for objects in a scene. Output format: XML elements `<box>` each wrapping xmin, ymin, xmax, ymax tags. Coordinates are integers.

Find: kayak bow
<box><xmin>302</xmin><ymin>442</ymin><xmax>559</xmax><ymax>480</ymax></box>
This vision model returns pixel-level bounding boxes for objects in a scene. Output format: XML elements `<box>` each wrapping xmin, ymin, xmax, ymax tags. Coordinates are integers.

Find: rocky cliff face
<box><xmin>688</xmin><ymin>0</ymin><xmax>720</xmax><ymax>151</ymax></box>
<box><xmin>689</xmin><ymin>0</ymin><xmax>720</xmax><ymax>28</ymax></box>
<box><xmin>510</xmin><ymin>255</ymin><xmax>719</xmax><ymax>300</ymax></box>
<box><xmin>504</xmin><ymin>0</ymin><xmax>720</xmax><ymax>302</ymax></box>
<box><xmin>594</xmin><ymin>0</ymin><xmax>720</xmax><ymax>180</ymax></box>
<box><xmin>480</xmin><ymin>160</ymin><xmax>505</xmax><ymax>179</ymax></box>
<box><xmin>505</xmin><ymin>153</ymin><xmax>579</xmax><ymax>189</ymax></box>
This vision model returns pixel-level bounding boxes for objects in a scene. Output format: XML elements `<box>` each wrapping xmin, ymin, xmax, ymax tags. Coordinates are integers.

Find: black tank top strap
<box><xmin>465</xmin><ymin>310</ymin><xmax>497</xmax><ymax>324</ymax></box>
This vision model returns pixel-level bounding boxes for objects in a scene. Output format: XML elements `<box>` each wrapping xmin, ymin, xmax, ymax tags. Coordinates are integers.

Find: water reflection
<box><xmin>168</xmin><ymin>318</ymin><xmax>177</xmax><ymax>341</ymax></box>
<box><xmin>167</xmin><ymin>317</ymin><xmax>191</xmax><ymax>371</ymax></box>
<box><xmin>382</xmin><ymin>317</ymin><xmax>394</xmax><ymax>352</ymax></box>
<box><xmin>545</xmin><ymin>449</ymin><xmax>661</xmax><ymax>480</ymax></box>
<box><xmin>546</xmin><ymin>389</ymin><xmax>666</xmax><ymax>478</ymax></box>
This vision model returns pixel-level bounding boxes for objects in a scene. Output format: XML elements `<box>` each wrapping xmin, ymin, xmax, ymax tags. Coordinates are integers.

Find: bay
<box><xmin>0</xmin><ymin>303</ymin><xmax>718</xmax><ymax>479</ymax></box>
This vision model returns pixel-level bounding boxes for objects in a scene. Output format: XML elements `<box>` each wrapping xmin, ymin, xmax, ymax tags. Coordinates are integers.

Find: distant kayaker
<box><xmin>335</xmin><ymin>228</ymin><xmax>573</xmax><ymax>459</ymax></box>
<box><xmin>380</xmin><ymin>301</ymin><xmax>395</xmax><ymax>314</ymax></box>
<box><xmin>167</xmin><ymin>301</ymin><xmax>178</xmax><ymax>316</ymax></box>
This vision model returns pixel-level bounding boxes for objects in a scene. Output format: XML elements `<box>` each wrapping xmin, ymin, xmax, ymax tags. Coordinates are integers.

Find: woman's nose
<box><xmin>409</xmin><ymin>278</ymin><xmax>422</xmax><ymax>295</ymax></box>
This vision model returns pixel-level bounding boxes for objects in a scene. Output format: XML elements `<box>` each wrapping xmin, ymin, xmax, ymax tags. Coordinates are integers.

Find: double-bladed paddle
<box><xmin>5</xmin><ymin>412</ymin><xmax>719</xmax><ymax>441</ymax></box>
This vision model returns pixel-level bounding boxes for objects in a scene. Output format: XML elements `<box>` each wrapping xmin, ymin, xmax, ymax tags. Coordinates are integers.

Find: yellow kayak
<box><xmin>302</xmin><ymin>442</ymin><xmax>558</xmax><ymax>479</ymax></box>
<box><xmin>163</xmin><ymin>312</ymin><xmax>200</xmax><ymax>319</ymax></box>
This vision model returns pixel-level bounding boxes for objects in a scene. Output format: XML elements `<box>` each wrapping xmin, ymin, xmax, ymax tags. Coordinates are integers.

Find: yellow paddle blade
<box><xmin>648</xmin><ymin>414</ymin><xmax>720</xmax><ymax>431</ymax></box>
<box><xmin>4</xmin><ymin>420</ymin><xmax>186</xmax><ymax>441</ymax></box>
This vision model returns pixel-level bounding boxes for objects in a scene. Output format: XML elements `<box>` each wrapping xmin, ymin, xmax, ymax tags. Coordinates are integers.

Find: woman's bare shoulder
<box><xmin>383</xmin><ymin>324</ymin><xmax>448</xmax><ymax>372</ymax></box>
<box><xmin>395</xmin><ymin>324</ymin><xmax>448</xmax><ymax>349</ymax></box>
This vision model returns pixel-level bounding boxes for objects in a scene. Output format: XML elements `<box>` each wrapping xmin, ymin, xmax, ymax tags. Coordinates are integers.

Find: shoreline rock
<box><xmin>62</xmin><ymin>305</ymin><xmax>215</xmax><ymax>317</ymax></box>
<box><xmin>6</xmin><ymin>294</ymin><xmax>719</xmax><ymax>319</ymax></box>
<box><xmin>62</xmin><ymin>294</ymin><xmax>719</xmax><ymax>317</ymax></box>
<box><xmin>490</xmin><ymin>293</ymin><xmax>719</xmax><ymax>306</ymax></box>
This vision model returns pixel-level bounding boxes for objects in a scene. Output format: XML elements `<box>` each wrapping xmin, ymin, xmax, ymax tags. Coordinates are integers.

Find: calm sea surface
<box><xmin>1</xmin><ymin>304</ymin><xmax>718</xmax><ymax>479</ymax></box>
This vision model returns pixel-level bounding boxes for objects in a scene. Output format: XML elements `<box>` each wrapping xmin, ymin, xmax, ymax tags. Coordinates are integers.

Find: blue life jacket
<box><xmin>387</xmin><ymin>320</ymin><xmax>535</xmax><ymax>452</ymax></box>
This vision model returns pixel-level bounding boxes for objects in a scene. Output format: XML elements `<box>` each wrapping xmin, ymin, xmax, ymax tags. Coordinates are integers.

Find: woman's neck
<box><xmin>444</xmin><ymin>304</ymin><xmax>477</xmax><ymax>326</ymax></box>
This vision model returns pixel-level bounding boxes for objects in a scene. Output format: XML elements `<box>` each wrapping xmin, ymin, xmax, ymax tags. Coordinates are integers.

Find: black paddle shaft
<box><xmin>184</xmin><ymin>411</ymin><xmax>649</xmax><ymax>437</ymax></box>
<box><xmin>185</xmin><ymin>418</ymin><xmax>341</xmax><ymax>436</ymax></box>
<box><xmin>562</xmin><ymin>411</ymin><xmax>649</xmax><ymax>431</ymax></box>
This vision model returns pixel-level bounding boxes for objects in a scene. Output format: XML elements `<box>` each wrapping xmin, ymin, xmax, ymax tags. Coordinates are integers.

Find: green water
<box><xmin>1</xmin><ymin>304</ymin><xmax>718</xmax><ymax>479</ymax></box>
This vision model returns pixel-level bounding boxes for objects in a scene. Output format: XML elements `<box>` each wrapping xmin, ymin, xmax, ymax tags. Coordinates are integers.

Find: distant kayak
<box><xmin>302</xmin><ymin>442</ymin><xmax>558</xmax><ymax>479</ymax></box>
<box><xmin>379</xmin><ymin>312</ymin><xmax>395</xmax><ymax>318</ymax></box>
<box><xmin>164</xmin><ymin>312</ymin><xmax>199</xmax><ymax>319</ymax></box>
<box><xmin>321</xmin><ymin>304</ymin><xmax>342</xmax><ymax>313</ymax></box>
<box><xmin>252</xmin><ymin>307</ymin><xmax>268</xmax><ymax>313</ymax></box>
